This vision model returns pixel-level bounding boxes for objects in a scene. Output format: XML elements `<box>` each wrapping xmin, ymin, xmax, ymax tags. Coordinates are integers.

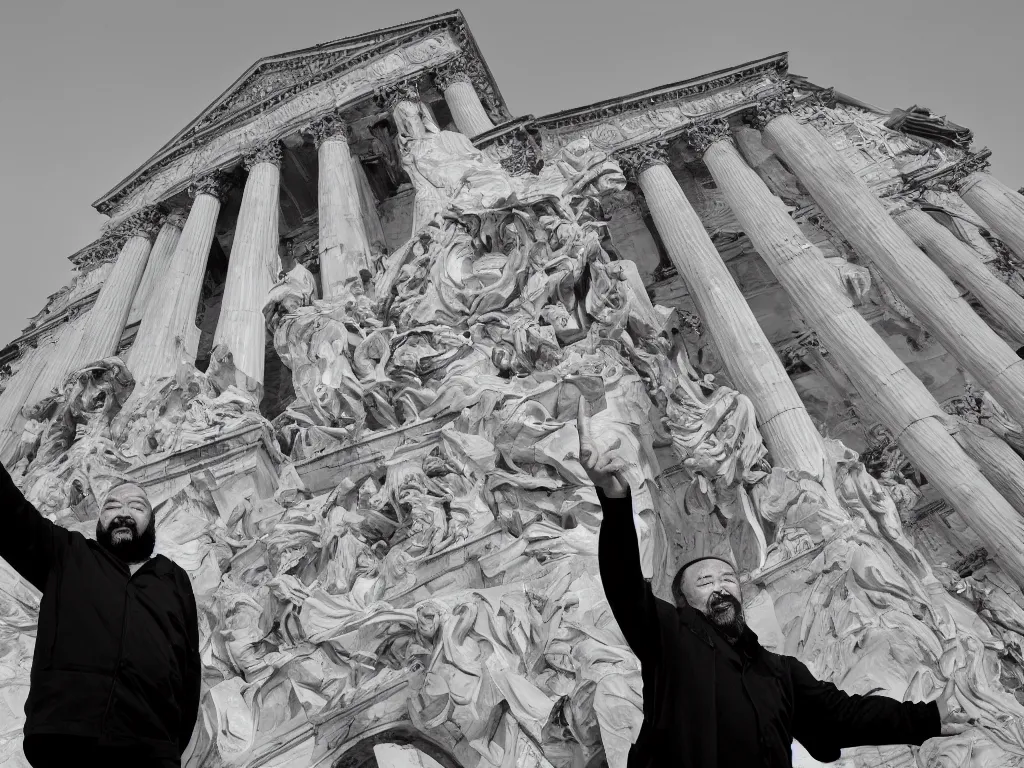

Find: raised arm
<box><xmin>0</xmin><ymin>460</ymin><xmax>70</xmax><ymax>592</ymax></box>
<box><xmin>578</xmin><ymin>397</ymin><xmax>661</xmax><ymax>666</ymax></box>
<box><xmin>789</xmin><ymin>656</ymin><xmax>940</xmax><ymax>761</ymax></box>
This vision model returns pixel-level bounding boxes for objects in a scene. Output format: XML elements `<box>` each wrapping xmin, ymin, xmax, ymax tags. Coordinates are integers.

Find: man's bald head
<box><xmin>96</xmin><ymin>482</ymin><xmax>155</xmax><ymax>564</ymax></box>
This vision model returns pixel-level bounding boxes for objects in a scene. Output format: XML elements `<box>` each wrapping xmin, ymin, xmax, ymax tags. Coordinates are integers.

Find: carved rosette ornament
<box><xmin>684</xmin><ymin>118</ymin><xmax>732</xmax><ymax>157</ymax></box>
<box><xmin>948</xmin><ymin>152</ymin><xmax>992</xmax><ymax>192</ymax></box>
<box><xmin>243</xmin><ymin>140</ymin><xmax>284</xmax><ymax>170</ymax></box>
<box><xmin>615</xmin><ymin>141</ymin><xmax>670</xmax><ymax>182</ymax></box>
<box><xmin>744</xmin><ymin>89</ymin><xmax>796</xmax><ymax>130</ymax></box>
<box><xmin>304</xmin><ymin>112</ymin><xmax>350</xmax><ymax>149</ymax></box>
<box><xmin>189</xmin><ymin>171</ymin><xmax>233</xmax><ymax>202</ymax></box>
<box><xmin>432</xmin><ymin>54</ymin><xmax>474</xmax><ymax>91</ymax></box>
<box><xmin>374</xmin><ymin>80</ymin><xmax>420</xmax><ymax>112</ymax></box>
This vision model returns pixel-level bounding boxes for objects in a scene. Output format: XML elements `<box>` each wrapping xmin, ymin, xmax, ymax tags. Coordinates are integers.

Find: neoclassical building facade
<box><xmin>3</xmin><ymin>10</ymin><xmax>1024</xmax><ymax>768</ymax></box>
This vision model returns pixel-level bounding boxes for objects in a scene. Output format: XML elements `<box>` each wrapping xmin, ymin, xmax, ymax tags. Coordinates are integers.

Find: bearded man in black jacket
<box><xmin>576</xmin><ymin>397</ymin><xmax>973</xmax><ymax>768</ymax></box>
<box><xmin>0</xmin><ymin>462</ymin><xmax>201</xmax><ymax>768</ymax></box>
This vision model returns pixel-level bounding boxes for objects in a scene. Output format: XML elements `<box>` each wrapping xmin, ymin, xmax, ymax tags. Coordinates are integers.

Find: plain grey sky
<box><xmin>1</xmin><ymin>0</ymin><xmax>1021</xmax><ymax>345</ymax></box>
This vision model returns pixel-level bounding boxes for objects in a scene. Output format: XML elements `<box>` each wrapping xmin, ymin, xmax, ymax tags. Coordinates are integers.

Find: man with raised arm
<box><xmin>577</xmin><ymin>397</ymin><xmax>971</xmax><ymax>767</ymax></box>
<box><xmin>0</xmin><ymin>461</ymin><xmax>201</xmax><ymax>768</ymax></box>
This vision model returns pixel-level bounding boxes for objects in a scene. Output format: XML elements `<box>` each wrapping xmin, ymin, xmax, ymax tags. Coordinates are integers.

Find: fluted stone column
<box><xmin>695</xmin><ymin>118</ymin><xmax>1024</xmax><ymax>585</ymax></box>
<box><xmin>0</xmin><ymin>342</ymin><xmax>53</xmax><ymax>463</ymax></box>
<box><xmin>895</xmin><ymin>206</ymin><xmax>1024</xmax><ymax>345</ymax></box>
<box><xmin>127</xmin><ymin>210</ymin><xmax>186</xmax><ymax>326</ymax></box>
<box><xmin>955</xmin><ymin>158</ymin><xmax>1024</xmax><ymax>259</ymax></box>
<box><xmin>25</xmin><ymin>310</ymin><xmax>90</xmax><ymax>407</ymax></box>
<box><xmin>306</xmin><ymin>113</ymin><xmax>372</xmax><ymax>299</ymax></box>
<box><xmin>67</xmin><ymin>210</ymin><xmax>161</xmax><ymax>369</ymax></box>
<box><xmin>617</xmin><ymin>141</ymin><xmax>828</xmax><ymax>485</ymax></box>
<box><xmin>128</xmin><ymin>173</ymin><xmax>231</xmax><ymax>383</ymax></box>
<box><xmin>752</xmin><ymin>90</ymin><xmax>1024</xmax><ymax>428</ymax></box>
<box><xmin>212</xmin><ymin>141</ymin><xmax>282</xmax><ymax>388</ymax></box>
<box><xmin>432</xmin><ymin>55</ymin><xmax>494</xmax><ymax>138</ymax></box>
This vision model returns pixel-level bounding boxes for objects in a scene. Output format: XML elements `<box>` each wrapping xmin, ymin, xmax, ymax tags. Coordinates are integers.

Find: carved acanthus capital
<box><xmin>304</xmin><ymin>112</ymin><xmax>350</xmax><ymax>149</ymax></box>
<box><xmin>615</xmin><ymin>141</ymin><xmax>670</xmax><ymax>182</ymax></box>
<box><xmin>744</xmin><ymin>89</ymin><xmax>796</xmax><ymax>130</ymax></box>
<box><xmin>244</xmin><ymin>140</ymin><xmax>284</xmax><ymax>170</ymax></box>
<box><xmin>189</xmin><ymin>171</ymin><xmax>233</xmax><ymax>202</ymax></box>
<box><xmin>948</xmin><ymin>152</ymin><xmax>992</xmax><ymax>191</ymax></box>
<box><xmin>163</xmin><ymin>209</ymin><xmax>189</xmax><ymax>229</ymax></box>
<box><xmin>375</xmin><ymin>80</ymin><xmax>420</xmax><ymax>112</ymax></box>
<box><xmin>69</xmin><ymin>233</ymin><xmax>129</xmax><ymax>271</ymax></box>
<box><xmin>120</xmin><ymin>206</ymin><xmax>164</xmax><ymax>240</ymax></box>
<box><xmin>684</xmin><ymin>118</ymin><xmax>733</xmax><ymax>157</ymax></box>
<box><xmin>432</xmin><ymin>54</ymin><xmax>474</xmax><ymax>91</ymax></box>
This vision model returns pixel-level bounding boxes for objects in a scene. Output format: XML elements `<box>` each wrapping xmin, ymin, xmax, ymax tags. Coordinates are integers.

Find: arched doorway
<box><xmin>333</xmin><ymin>724</ymin><xmax>461</xmax><ymax>768</ymax></box>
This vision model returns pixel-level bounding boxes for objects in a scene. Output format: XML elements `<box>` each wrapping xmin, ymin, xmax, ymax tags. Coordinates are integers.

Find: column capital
<box><xmin>189</xmin><ymin>170</ymin><xmax>233</xmax><ymax>202</ymax></box>
<box><xmin>162</xmin><ymin>208</ymin><xmax>189</xmax><ymax>229</ymax></box>
<box><xmin>744</xmin><ymin>89</ymin><xmax>796</xmax><ymax>130</ymax></box>
<box><xmin>432</xmin><ymin>54</ymin><xmax>474</xmax><ymax>91</ymax></box>
<box><xmin>243</xmin><ymin>140</ymin><xmax>284</xmax><ymax>170</ymax></box>
<box><xmin>374</xmin><ymin>80</ymin><xmax>420</xmax><ymax>112</ymax></box>
<box><xmin>616</xmin><ymin>141</ymin><xmax>670</xmax><ymax>182</ymax></box>
<box><xmin>948</xmin><ymin>152</ymin><xmax>991</xmax><ymax>192</ymax></box>
<box><xmin>684</xmin><ymin>118</ymin><xmax>733</xmax><ymax>157</ymax></box>
<box><xmin>304</xmin><ymin>112</ymin><xmax>350</xmax><ymax>149</ymax></box>
<box><xmin>120</xmin><ymin>206</ymin><xmax>164</xmax><ymax>240</ymax></box>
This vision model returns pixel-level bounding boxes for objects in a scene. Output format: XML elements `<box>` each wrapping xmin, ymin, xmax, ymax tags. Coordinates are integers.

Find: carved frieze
<box><xmin>243</xmin><ymin>140</ymin><xmax>284</xmax><ymax>170</ymax></box>
<box><xmin>744</xmin><ymin>88</ymin><xmax>796</xmax><ymax>130</ymax></box>
<box><xmin>684</xmin><ymin>117</ymin><xmax>732</xmax><ymax>156</ymax></box>
<box><xmin>189</xmin><ymin>171</ymin><xmax>233</xmax><ymax>202</ymax></box>
<box><xmin>616</xmin><ymin>141</ymin><xmax>669</xmax><ymax>181</ymax></box>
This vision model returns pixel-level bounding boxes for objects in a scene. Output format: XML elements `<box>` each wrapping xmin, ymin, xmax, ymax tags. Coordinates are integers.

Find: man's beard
<box><xmin>705</xmin><ymin>592</ymin><xmax>746</xmax><ymax>640</ymax></box>
<box><xmin>96</xmin><ymin>515</ymin><xmax>156</xmax><ymax>564</ymax></box>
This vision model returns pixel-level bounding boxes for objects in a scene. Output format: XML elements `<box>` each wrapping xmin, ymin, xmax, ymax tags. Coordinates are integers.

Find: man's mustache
<box><xmin>707</xmin><ymin>592</ymin><xmax>740</xmax><ymax>612</ymax></box>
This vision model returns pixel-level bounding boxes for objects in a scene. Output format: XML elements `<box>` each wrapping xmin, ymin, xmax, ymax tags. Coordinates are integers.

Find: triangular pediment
<box><xmin>94</xmin><ymin>10</ymin><xmax>508</xmax><ymax>213</ymax></box>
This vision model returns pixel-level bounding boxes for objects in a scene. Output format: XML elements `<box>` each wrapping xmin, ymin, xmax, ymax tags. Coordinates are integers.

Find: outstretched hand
<box><xmin>936</xmin><ymin>678</ymin><xmax>975</xmax><ymax>736</ymax></box>
<box><xmin>577</xmin><ymin>396</ymin><xmax>630</xmax><ymax>498</ymax></box>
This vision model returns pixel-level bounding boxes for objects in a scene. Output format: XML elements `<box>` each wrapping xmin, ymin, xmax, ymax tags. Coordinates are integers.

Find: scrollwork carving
<box><xmin>189</xmin><ymin>171</ymin><xmax>233</xmax><ymax>202</ymax></box>
<box><xmin>303</xmin><ymin>112</ymin><xmax>350</xmax><ymax>148</ymax></box>
<box><xmin>684</xmin><ymin>118</ymin><xmax>732</xmax><ymax>156</ymax></box>
<box><xmin>243</xmin><ymin>140</ymin><xmax>284</xmax><ymax>170</ymax></box>
<box><xmin>431</xmin><ymin>54</ymin><xmax>473</xmax><ymax>91</ymax></box>
<box><xmin>374</xmin><ymin>80</ymin><xmax>420</xmax><ymax>112</ymax></box>
<box><xmin>615</xmin><ymin>141</ymin><xmax>669</xmax><ymax>181</ymax></box>
<box><xmin>948</xmin><ymin>152</ymin><xmax>992</xmax><ymax>191</ymax></box>
<box><xmin>744</xmin><ymin>88</ymin><xmax>796</xmax><ymax>130</ymax></box>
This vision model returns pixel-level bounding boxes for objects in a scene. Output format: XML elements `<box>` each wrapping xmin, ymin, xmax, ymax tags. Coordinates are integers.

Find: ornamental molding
<box><xmin>121</xmin><ymin>206</ymin><xmax>165</xmax><ymax>239</ymax></box>
<box><xmin>94</xmin><ymin>13</ymin><xmax>512</xmax><ymax>220</ymax></box>
<box><xmin>684</xmin><ymin>117</ymin><xmax>732</xmax><ymax>156</ymax></box>
<box><xmin>948</xmin><ymin>152</ymin><xmax>992</xmax><ymax>192</ymax></box>
<box><xmin>243</xmin><ymin>140</ymin><xmax>284</xmax><ymax>169</ymax></box>
<box><xmin>533</xmin><ymin>53</ymin><xmax>787</xmax><ymax>155</ymax></box>
<box><xmin>374</xmin><ymin>79</ymin><xmax>421</xmax><ymax>111</ymax></box>
<box><xmin>744</xmin><ymin>88</ymin><xmax>796</xmax><ymax>130</ymax></box>
<box><xmin>615</xmin><ymin>141</ymin><xmax>670</xmax><ymax>181</ymax></box>
<box><xmin>189</xmin><ymin>170</ymin><xmax>234</xmax><ymax>202</ymax></box>
<box><xmin>303</xmin><ymin>111</ymin><xmax>351</xmax><ymax>148</ymax></box>
<box><xmin>68</xmin><ymin>233</ymin><xmax>129</xmax><ymax>270</ymax></box>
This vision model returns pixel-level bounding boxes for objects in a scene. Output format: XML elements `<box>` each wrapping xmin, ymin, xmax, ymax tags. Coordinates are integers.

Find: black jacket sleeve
<box><xmin>177</xmin><ymin>570</ymin><xmax>202</xmax><ymax>755</ymax></box>
<box><xmin>790</xmin><ymin>656</ymin><xmax>941</xmax><ymax>761</ymax></box>
<box><xmin>596</xmin><ymin>486</ymin><xmax>661</xmax><ymax>667</ymax></box>
<box><xmin>0</xmin><ymin>460</ymin><xmax>70</xmax><ymax>592</ymax></box>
